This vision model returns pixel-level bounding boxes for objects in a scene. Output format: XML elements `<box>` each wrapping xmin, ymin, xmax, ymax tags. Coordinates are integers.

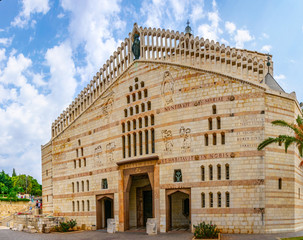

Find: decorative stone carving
<box><xmin>162</xmin><ymin>130</ymin><xmax>173</xmax><ymax>153</ymax></box>
<box><xmin>102</xmin><ymin>95</ymin><xmax>114</xmax><ymax>118</ymax></box>
<box><xmin>94</xmin><ymin>145</ymin><xmax>102</xmax><ymax>166</ymax></box>
<box><xmin>146</xmin><ymin>218</ymin><xmax>157</xmax><ymax>235</ymax></box>
<box><xmin>180</xmin><ymin>126</ymin><xmax>191</xmax><ymax>152</ymax></box>
<box><xmin>106</xmin><ymin>142</ymin><xmax>116</xmax><ymax>162</ymax></box>
<box><xmin>161</xmin><ymin>71</ymin><xmax>175</xmax><ymax>105</ymax></box>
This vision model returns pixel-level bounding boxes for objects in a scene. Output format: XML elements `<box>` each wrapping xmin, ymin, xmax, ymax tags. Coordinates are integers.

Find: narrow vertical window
<box><xmin>151</xmin><ymin>114</ymin><xmax>155</xmax><ymax>125</ymax></box>
<box><xmin>72</xmin><ymin>182</ymin><xmax>74</xmax><ymax>193</ymax></box>
<box><xmin>144</xmin><ymin>89</ymin><xmax>148</xmax><ymax>98</ymax></box>
<box><xmin>74</xmin><ymin>160</ymin><xmax>76</xmax><ymax>169</ymax></box>
<box><xmin>130</xmin><ymin>107</ymin><xmax>133</xmax><ymax>116</ymax></box>
<box><xmin>209</xmin><ymin>192</ymin><xmax>213</xmax><ymax>207</ymax></box>
<box><xmin>122</xmin><ymin>136</ymin><xmax>126</xmax><ymax>158</ymax></box>
<box><xmin>83</xmin><ymin>158</ymin><xmax>86</xmax><ymax>167</ymax></box>
<box><xmin>87</xmin><ymin>180</ymin><xmax>89</xmax><ymax>191</ymax></box>
<box><xmin>141</xmin><ymin>103</ymin><xmax>145</xmax><ymax>112</ymax></box>
<box><xmin>129</xmin><ymin>86</ymin><xmax>133</xmax><ymax>92</ymax></box>
<box><xmin>79</xmin><ymin>159</ymin><xmax>81</xmax><ymax>168</ymax></box>
<box><xmin>133</xmin><ymin>119</ymin><xmax>136</xmax><ymax>130</ymax></box>
<box><xmin>151</xmin><ymin>128</ymin><xmax>155</xmax><ymax>153</ymax></box>
<box><xmin>139</xmin><ymin>131</ymin><xmax>143</xmax><ymax>155</ymax></box>
<box><xmin>78</xmin><ymin>139</ymin><xmax>81</xmax><ymax>146</ymax></box>
<box><xmin>77</xmin><ymin>201</ymin><xmax>80</xmax><ymax>211</ymax></box>
<box><xmin>82</xmin><ymin>200</ymin><xmax>85</xmax><ymax>211</ymax></box>
<box><xmin>127</xmin><ymin>121</ymin><xmax>130</xmax><ymax>131</ymax></box>
<box><xmin>217</xmin><ymin>192</ymin><xmax>221</xmax><ymax>207</ymax></box>
<box><xmin>208</xmin><ymin>118</ymin><xmax>212</xmax><ymax>130</ymax></box>
<box><xmin>225</xmin><ymin>164</ymin><xmax>230</xmax><ymax>180</ymax></box>
<box><xmin>139</xmin><ymin>118</ymin><xmax>142</xmax><ymax>128</ymax></box>
<box><xmin>72</xmin><ymin>201</ymin><xmax>75</xmax><ymax>212</ymax></box>
<box><xmin>132</xmin><ymin>93</ymin><xmax>136</xmax><ymax>102</ymax></box>
<box><xmin>138</xmin><ymin>91</ymin><xmax>142</xmax><ymax>100</ymax></box>
<box><xmin>87</xmin><ymin>200</ymin><xmax>90</xmax><ymax>211</ymax></box>
<box><xmin>135</xmin><ymin>84</ymin><xmax>138</xmax><ymax>90</ymax></box>
<box><xmin>213</xmin><ymin>133</ymin><xmax>217</xmax><ymax>145</ymax></box>
<box><xmin>205</xmin><ymin>134</ymin><xmax>208</xmax><ymax>146</ymax></box>
<box><xmin>136</xmin><ymin>105</ymin><xmax>139</xmax><ymax>114</ymax></box>
<box><xmin>122</xmin><ymin>123</ymin><xmax>125</xmax><ymax>133</ymax></box>
<box><xmin>212</xmin><ymin>105</ymin><xmax>216</xmax><ymax>114</ymax></box>
<box><xmin>279</xmin><ymin>178</ymin><xmax>282</xmax><ymax>190</ymax></box>
<box><xmin>81</xmin><ymin>148</ymin><xmax>84</xmax><ymax>156</ymax></box>
<box><xmin>147</xmin><ymin>101</ymin><xmax>151</xmax><ymax>110</ymax></box>
<box><xmin>102</xmin><ymin>179</ymin><xmax>108</xmax><ymax>189</ymax></box>
<box><xmin>145</xmin><ymin>130</ymin><xmax>149</xmax><ymax>154</ymax></box>
<box><xmin>133</xmin><ymin>132</ymin><xmax>137</xmax><ymax>156</ymax></box>
<box><xmin>127</xmin><ymin>95</ymin><xmax>130</xmax><ymax>104</ymax></box>
<box><xmin>141</xmin><ymin>81</ymin><xmax>145</xmax><ymax>88</ymax></box>
<box><xmin>128</xmin><ymin>134</ymin><xmax>131</xmax><ymax>157</ymax></box>
<box><xmin>82</xmin><ymin>181</ymin><xmax>84</xmax><ymax>192</ymax></box>
<box><xmin>201</xmin><ymin>193</ymin><xmax>205</xmax><ymax>208</ymax></box>
<box><xmin>221</xmin><ymin>132</ymin><xmax>225</xmax><ymax>145</ymax></box>
<box><xmin>217</xmin><ymin>117</ymin><xmax>221</xmax><ymax>129</ymax></box>
<box><xmin>226</xmin><ymin>192</ymin><xmax>230</xmax><ymax>207</ymax></box>
<box><xmin>209</xmin><ymin>165</ymin><xmax>213</xmax><ymax>180</ymax></box>
<box><xmin>76</xmin><ymin>149</ymin><xmax>79</xmax><ymax>158</ymax></box>
<box><xmin>217</xmin><ymin>164</ymin><xmax>221</xmax><ymax>180</ymax></box>
<box><xmin>77</xmin><ymin>182</ymin><xmax>79</xmax><ymax>192</ymax></box>
<box><xmin>124</xmin><ymin>109</ymin><xmax>128</xmax><ymax>117</ymax></box>
<box><xmin>201</xmin><ymin>166</ymin><xmax>205</xmax><ymax>181</ymax></box>
<box><xmin>145</xmin><ymin>116</ymin><xmax>148</xmax><ymax>127</ymax></box>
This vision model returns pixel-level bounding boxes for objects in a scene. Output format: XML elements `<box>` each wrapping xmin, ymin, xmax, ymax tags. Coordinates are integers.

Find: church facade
<box><xmin>41</xmin><ymin>23</ymin><xmax>303</xmax><ymax>234</ymax></box>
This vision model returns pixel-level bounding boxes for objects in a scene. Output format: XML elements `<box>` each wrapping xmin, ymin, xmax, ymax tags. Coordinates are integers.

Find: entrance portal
<box><xmin>96</xmin><ymin>195</ymin><xmax>114</xmax><ymax>229</ymax></box>
<box><xmin>129</xmin><ymin>174</ymin><xmax>153</xmax><ymax>229</ymax></box>
<box><xmin>166</xmin><ymin>189</ymin><xmax>191</xmax><ymax>231</ymax></box>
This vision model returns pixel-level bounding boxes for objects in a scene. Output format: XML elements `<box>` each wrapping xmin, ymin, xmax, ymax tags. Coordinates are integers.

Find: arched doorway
<box><xmin>96</xmin><ymin>194</ymin><xmax>114</xmax><ymax>229</ymax></box>
<box><xmin>166</xmin><ymin>189</ymin><xmax>191</xmax><ymax>231</ymax></box>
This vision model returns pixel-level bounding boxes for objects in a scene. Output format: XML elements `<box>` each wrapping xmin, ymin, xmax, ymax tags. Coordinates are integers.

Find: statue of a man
<box><xmin>132</xmin><ymin>34</ymin><xmax>140</xmax><ymax>60</ymax></box>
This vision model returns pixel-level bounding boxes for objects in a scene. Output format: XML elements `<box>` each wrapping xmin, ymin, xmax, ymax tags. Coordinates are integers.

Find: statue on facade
<box><xmin>132</xmin><ymin>34</ymin><xmax>140</xmax><ymax>60</ymax></box>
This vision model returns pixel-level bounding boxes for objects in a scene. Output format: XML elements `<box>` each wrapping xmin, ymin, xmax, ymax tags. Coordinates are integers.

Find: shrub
<box><xmin>0</xmin><ymin>197</ymin><xmax>30</xmax><ymax>202</ymax></box>
<box><xmin>193</xmin><ymin>221</ymin><xmax>220</xmax><ymax>239</ymax></box>
<box><xmin>59</xmin><ymin>222</ymin><xmax>70</xmax><ymax>232</ymax></box>
<box><xmin>67</xmin><ymin>219</ymin><xmax>77</xmax><ymax>229</ymax></box>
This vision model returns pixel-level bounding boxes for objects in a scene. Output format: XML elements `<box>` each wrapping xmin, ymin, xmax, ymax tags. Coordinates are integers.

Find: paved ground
<box><xmin>1</xmin><ymin>227</ymin><xmax>303</xmax><ymax>240</ymax></box>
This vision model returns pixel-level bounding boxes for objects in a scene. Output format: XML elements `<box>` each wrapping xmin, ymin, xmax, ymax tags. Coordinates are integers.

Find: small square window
<box><xmin>174</xmin><ymin>169</ymin><xmax>182</xmax><ymax>182</ymax></box>
<box><xmin>102</xmin><ymin>179</ymin><xmax>108</xmax><ymax>189</ymax></box>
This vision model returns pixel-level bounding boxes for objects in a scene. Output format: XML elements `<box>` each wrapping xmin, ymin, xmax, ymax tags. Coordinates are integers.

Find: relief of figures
<box><xmin>161</xmin><ymin>71</ymin><xmax>175</xmax><ymax>105</ymax></box>
<box><xmin>162</xmin><ymin>129</ymin><xmax>173</xmax><ymax>153</ymax></box>
<box><xmin>180</xmin><ymin>126</ymin><xmax>191</xmax><ymax>152</ymax></box>
<box><xmin>101</xmin><ymin>91</ymin><xmax>114</xmax><ymax>121</ymax></box>
<box><xmin>106</xmin><ymin>142</ymin><xmax>116</xmax><ymax>162</ymax></box>
<box><xmin>94</xmin><ymin>145</ymin><xmax>103</xmax><ymax>166</ymax></box>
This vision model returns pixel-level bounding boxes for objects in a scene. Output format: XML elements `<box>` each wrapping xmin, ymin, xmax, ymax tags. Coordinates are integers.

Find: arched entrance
<box><xmin>166</xmin><ymin>189</ymin><xmax>191</xmax><ymax>231</ymax></box>
<box><xmin>96</xmin><ymin>194</ymin><xmax>114</xmax><ymax>229</ymax></box>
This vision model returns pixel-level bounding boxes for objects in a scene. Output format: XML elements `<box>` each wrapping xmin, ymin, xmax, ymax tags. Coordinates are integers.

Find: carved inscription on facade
<box><xmin>161</xmin><ymin>71</ymin><xmax>175</xmax><ymax>106</ymax></box>
<box><xmin>180</xmin><ymin>126</ymin><xmax>191</xmax><ymax>152</ymax></box>
<box><xmin>106</xmin><ymin>142</ymin><xmax>116</xmax><ymax>162</ymax></box>
<box><xmin>161</xmin><ymin>130</ymin><xmax>173</xmax><ymax>153</ymax></box>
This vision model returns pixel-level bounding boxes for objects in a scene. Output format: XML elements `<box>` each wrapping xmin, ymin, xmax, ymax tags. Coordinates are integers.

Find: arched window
<box><xmin>139</xmin><ymin>131</ymin><xmax>143</xmax><ymax>155</ymax></box>
<box><xmin>145</xmin><ymin>130</ymin><xmax>149</xmax><ymax>154</ymax></box>
<box><xmin>122</xmin><ymin>136</ymin><xmax>126</xmax><ymax>158</ymax></box>
<box><xmin>151</xmin><ymin>115</ymin><xmax>155</xmax><ymax>125</ymax></box>
<box><xmin>147</xmin><ymin>101</ymin><xmax>151</xmax><ymax>110</ymax></box>
<box><xmin>130</xmin><ymin>107</ymin><xmax>133</xmax><ymax>116</ymax></box>
<box><xmin>217</xmin><ymin>117</ymin><xmax>221</xmax><ymax>129</ymax></box>
<box><xmin>128</xmin><ymin>134</ymin><xmax>131</xmax><ymax>157</ymax></box>
<box><xmin>133</xmin><ymin>119</ymin><xmax>136</xmax><ymax>130</ymax></box>
<box><xmin>76</xmin><ymin>149</ymin><xmax>78</xmax><ymax>158</ymax></box>
<box><xmin>141</xmin><ymin>81</ymin><xmax>145</xmax><ymax>88</ymax></box>
<box><xmin>72</xmin><ymin>182</ymin><xmax>74</xmax><ymax>193</ymax></box>
<box><xmin>213</xmin><ymin>133</ymin><xmax>217</xmax><ymax>145</ymax></box>
<box><xmin>87</xmin><ymin>200</ymin><xmax>90</xmax><ymax>211</ymax></box>
<box><xmin>144</xmin><ymin>89</ymin><xmax>148</xmax><ymax>98</ymax></box>
<box><xmin>82</xmin><ymin>200</ymin><xmax>85</xmax><ymax>211</ymax></box>
<box><xmin>79</xmin><ymin>159</ymin><xmax>81</xmax><ymax>168</ymax></box>
<box><xmin>221</xmin><ymin>132</ymin><xmax>225</xmax><ymax>145</ymax></box>
<box><xmin>139</xmin><ymin>118</ymin><xmax>142</xmax><ymax>128</ymax></box>
<box><xmin>151</xmin><ymin>128</ymin><xmax>155</xmax><ymax>153</ymax></box>
<box><xmin>129</xmin><ymin>86</ymin><xmax>133</xmax><ymax>92</ymax></box>
<box><xmin>225</xmin><ymin>164</ymin><xmax>230</xmax><ymax>180</ymax></box>
<box><xmin>124</xmin><ymin>109</ymin><xmax>128</xmax><ymax>117</ymax></box>
<box><xmin>212</xmin><ymin>105</ymin><xmax>216</xmax><ymax>114</ymax></box>
<box><xmin>82</xmin><ymin>181</ymin><xmax>84</xmax><ymax>192</ymax></box>
<box><xmin>83</xmin><ymin>158</ymin><xmax>86</xmax><ymax>167</ymax></box>
<box><xmin>122</xmin><ymin>122</ymin><xmax>125</xmax><ymax>133</ymax></box>
<box><xmin>209</xmin><ymin>165</ymin><xmax>213</xmax><ymax>180</ymax></box>
<box><xmin>132</xmin><ymin>93</ymin><xmax>136</xmax><ymax>102</ymax></box>
<box><xmin>78</xmin><ymin>139</ymin><xmax>81</xmax><ymax>146</ymax></box>
<box><xmin>77</xmin><ymin>201</ymin><xmax>80</xmax><ymax>211</ymax></box>
<box><xmin>208</xmin><ymin>118</ymin><xmax>212</xmax><ymax>130</ymax></box>
<box><xmin>138</xmin><ymin>91</ymin><xmax>142</xmax><ymax>100</ymax></box>
<box><xmin>135</xmin><ymin>105</ymin><xmax>139</xmax><ymax>114</ymax></box>
<box><xmin>209</xmin><ymin>192</ymin><xmax>213</xmax><ymax>207</ymax></box>
<box><xmin>87</xmin><ymin>180</ymin><xmax>89</xmax><ymax>191</ymax></box>
<box><xmin>201</xmin><ymin>166</ymin><xmax>205</xmax><ymax>181</ymax></box>
<box><xmin>77</xmin><ymin>182</ymin><xmax>79</xmax><ymax>192</ymax></box>
<box><xmin>74</xmin><ymin>160</ymin><xmax>76</xmax><ymax>169</ymax></box>
<box><xmin>127</xmin><ymin>95</ymin><xmax>130</xmax><ymax>104</ymax></box>
<box><xmin>205</xmin><ymin>134</ymin><xmax>208</xmax><ymax>146</ymax></box>
<box><xmin>72</xmin><ymin>201</ymin><xmax>75</xmax><ymax>212</ymax></box>
<box><xmin>133</xmin><ymin>132</ymin><xmax>137</xmax><ymax>156</ymax></box>
<box><xmin>145</xmin><ymin>116</ymin><xmax>148</xmax><ymax>127</ymax></box>
<box><xmin>217</xmin><ymin>192</ymin><xmax>221</xmax><ymax>207</ymax></box>
<box><xmin>127</xmin><ymin>121</ymin><xmax>131</xmax><ymax>131</ymax></box>
<box><xmin>226</xmin><ymin>192</ymin><xmax>230</xmax><ymax>207</ymax></box>
<box><xmin>135</xmin><ymin>84</ymin><xmax>138</xmax><ymax>90</ymax></box>
<box><xmin>81</xmin><ymin>148</ymin><xmax>83</xmax><ymax>156</ymax></box>
<box><xmin>201</xmin><ymin>193</ymin><xmax>205</xmax><ymax>208</ymax></box>
<box><xmin>217</xmin><ymin>164</ymin><xmax>221</xmax><ymax>180</ymax></box>
<box><xmin>279</xmin><ymin>178</ymin><xmax>282</xmax><ymax>190</ymax></box>
<box><xmin>135</xmin><ymin>77</ymin><xmax>138</xmax><ymax>82</ymax></box>
<box><xmin>141</xmin><ymin>103</ymin><xmax>145</xmax><ymax>112</ymax></box>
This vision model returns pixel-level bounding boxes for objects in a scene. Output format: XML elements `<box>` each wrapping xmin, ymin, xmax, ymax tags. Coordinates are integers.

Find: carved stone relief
<box><xmin>94</xmin><ymin>145</ymin><xmax>103</xmax><ymax>166</ymax></box>
<box><xmin>101</xmin><ymin>91</ymin><xmax>114</xmax><ymax>120</ymax></box>
<box><xmin>180</xmin><ymin>126</ymin><xmax>191</xmax><ymax>152</ymax></box>
<box><xmin>106</xmin><ymin>142</ymin><xmax>116</xmax><ymax>162</ymax></box>
<box><xmin>161</xmin><ymin>130</ymin><xmax>173</xmax><ymax>153</ymax></box>
<box><xmin>161</xmin><ymin>71</ymin><xmax>175</xmax><ymax>106</ymax></box>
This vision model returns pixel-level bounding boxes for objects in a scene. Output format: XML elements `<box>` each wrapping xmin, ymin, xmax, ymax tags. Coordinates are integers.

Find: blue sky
<box><xmin>0</xmin><ymin>0</ymin><xmax>302</xmax><ymax>182</ymax></box>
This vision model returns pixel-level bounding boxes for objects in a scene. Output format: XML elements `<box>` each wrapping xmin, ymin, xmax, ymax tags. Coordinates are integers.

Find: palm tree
<box><xmin>257</xmin><ymin>115</ymin><xmax>303</xmax><ymax>158</ymax></box>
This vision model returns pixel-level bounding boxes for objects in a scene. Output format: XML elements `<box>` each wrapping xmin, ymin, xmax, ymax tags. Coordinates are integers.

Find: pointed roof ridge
<box><xmin>264</xmin><ymin>72</ymin><xmax>285</xmax><ymax>92</ymax></box>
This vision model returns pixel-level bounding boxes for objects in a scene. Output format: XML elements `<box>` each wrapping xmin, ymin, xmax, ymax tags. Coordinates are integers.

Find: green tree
<box><xmin>12</xmin><ymin>168</ymin><xmax>16</xmax><ymax>177</ymax></box>
<box><xmin>258</xmin><ymin>115</ymin><xmax>303</xmax><ymax>159</ymax></box>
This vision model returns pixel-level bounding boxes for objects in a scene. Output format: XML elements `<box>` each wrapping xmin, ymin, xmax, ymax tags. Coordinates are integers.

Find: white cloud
<box><xmin>234</xmin><ymin>29</ymin><xmax>254</xmax><ymax>48</ymax></box>
<box><xmin>190</xmin><ymin>0</ymin><xmax>204</xmax><ymax>23</ymax></box>
<box><xmin>274</xmin><ymin>74</ymin><xmax>286</xmax><ymax>80</ymax></box>
<box><xmin>11</xmin><ymin>0</ymin><xmax>50</xmax><ymax>28</ymax></box>
<box><xmin>262</xmin><ymin>33</ymin><xmax>269</xmax><ymax>39</ymax></box>
<box><xmin>225</xmin><ymin>21</ymin><xmax>236</xmax><ymax>35</ymax></box>
<box><xmin>0</xmin><ymin>49</ymin><xmax>6</xmax><ymax>62</ymax></box>
<box><xmin>260</xmin><ymin>45</ymin><xmax>272</xmax><ymax>53</ymax></box>
<box><xmin>57</xmin><ymin>13</ymin><xmax>65</xmax><ymax>19</ymax></box>
<box><xmin>0</xmin><ymin>37</ymin><xmax>13</xmax><ymax>47</ymax></box>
